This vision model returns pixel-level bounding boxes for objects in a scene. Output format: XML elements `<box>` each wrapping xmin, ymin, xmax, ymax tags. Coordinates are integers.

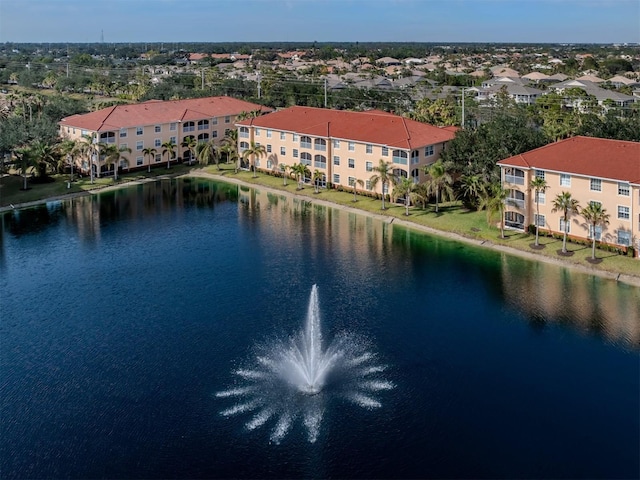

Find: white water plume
<box><xmin>216</xmin><ymin>285</ymin><xmax>394</xmax><ymax>444</ymax></box>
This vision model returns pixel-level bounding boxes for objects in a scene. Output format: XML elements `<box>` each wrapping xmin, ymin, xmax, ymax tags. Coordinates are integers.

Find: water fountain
<box><xmin>216</xmin><ymin>285</ymin><xmax>394</xmax><ymax>443</ymax></box>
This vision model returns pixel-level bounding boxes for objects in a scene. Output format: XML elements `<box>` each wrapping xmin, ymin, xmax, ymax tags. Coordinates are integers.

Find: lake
<box><xmin>1</xmin><ymin>178</ymin><xmax>638</xmax><ymax>479</ymax></box>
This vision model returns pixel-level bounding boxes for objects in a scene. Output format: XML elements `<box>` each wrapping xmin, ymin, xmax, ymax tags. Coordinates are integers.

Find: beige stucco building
<box><xmin>236</xmin><ymin>106</ymin><xmax>457</xmax><ymax>196</ymax></box>
<box><xmin>59</xmin><ymin>96</ymin><xmax>270</xmax><ymax>176</ymax></box>
<box><xmin>497</xmin><ymin>136</ymin><xmax>640</xmax><ymax>257</ymax></box>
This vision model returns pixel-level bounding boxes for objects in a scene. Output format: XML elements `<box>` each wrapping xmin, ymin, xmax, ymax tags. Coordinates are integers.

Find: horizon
<box><xmin>1</xmin><ymin>0</ymin><xmax>639</xmax><ymax>45</ymax></box>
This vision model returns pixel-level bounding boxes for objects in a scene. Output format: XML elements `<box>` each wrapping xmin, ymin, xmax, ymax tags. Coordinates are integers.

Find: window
<box><xmin>293</xmin><ymin>149</ymin><xmax>299</xmax><ymax>158</ymax></box>
<box><xmin>239</xmin><ymin>126</ymin><xmax>249</xmax><ymax>138</ymax></box>
<box><xmin>348</xmin><ymin>158</ymin><xmax>355</xmax><ymax>169</ymax></box>
<box><xmin>559</xmin><ymin>218</ymin><xmax>570</xmax><ymax>233</ymax></box>
<box><xmin>333</xmin><ymin>156</ymin><xmax>340</xmax><ymax>166</ymax></box>
<box><xmin>183</xmin><ymin>121</ymin><xmax>195</xmax><ymax>132</ymax></box>
<box><xmin>170</xmin><ymin>136</ymin><xmax>176</xmax><ymax>144</ymax></box>
<box><xmin>535</xmin><ymin>169</ymin><xmax>545</xmax><ymax>180</ymax></box>
<box><xmin>382</xmin><ymin>146</ymin><xmax>389</xmax><ymax>157</ymax></box>
<box><xmin>366</xmin><ymin>144</ymin><xmax>373</xmax><ymax>154</ymax></box>
<box><xmin>239</xmin><ymin>141</ymin><xmax>249</xmax><ymax>153</ymax></box>
<box><xmin>255</xmin><ymin>128</ymin><xmax>261</xmax><ymax>137</ymax></box>
<box><xmin>293</xmin><ymin>134</ymin><xmax>299</xmax><ymax>142</ymax></box>
<box><xmin>224</xmin><ymin>116</ymin><xmax>230</xmax><ymax>123</ymax></box>
<box><xmin>212</xmin><ymin>117</ymin><xmax>218</xmax><ymax>125</ymax></box>
<box><xmin>366</xmin><ymin>161</ymin><xmax>373</xmax><ymax>172</ymax></box>
<box><xmin>348</xmin><ymin>142</ymin><xmax>355</xmax><ymax>151</ymax></box>
<box><xmin>535</xmin><ymin>191</ymin><xmax>545</xmax><ymax>205</ymax></box>
<box><xmin>333</xmin><ymin>139</ymin><xmax>340</xmax><ymax>149</ymax></box>
<box><xmin>136</xmin><ymin>141</ymin><xmax>143</xmax><ymax>151</ymax></box>
<box><xmin>365</xmin><ymin>180</ymin><xmax>371</xmax><ymax>190</ymax></box>
<box><xmin>212</xmin><ymin>131</ymin><xmax>218</xmax><ymax>138</ymax></box>
<box><xmin>267</xmin><ymin>159</ymin><xmax>272</xmax><ymax>169</ymax></box>
<box><xmin>300</xmin><ymin>136</ymin><xmax>312</xmax><ymax>149</ymax></box>
<box><xmin>280</xmin><ymin>132</ymin><xmax>286</xmax><ymax>140</ymax></box>
<box><xmin>618</xmin><ymin>206</ymin><xmax>630</xmax><ymax>220</ymax></box>
<box><xmin>348</xmin><ymin>176</ymin><xmax>356</xmax><ymax>187</ymax></box>
<box><xmin>314</xmin><ymin>138</ymin><xmax>327</xmax><ymax>151</ymax></box>
<box><xmin>197</xmin><ymin>133</ymin><xmax>209</xmax><ymax>141</ymax></box>
<box><xmin>154</xmin><ymin>139</ymin><xmax>161</xmax><ymax>147</ymax></box>
<box><xmin>301</xmin><ymin>152</ymin><xmax>312</xmax><ymax>166</ymax></box>
<box><xmin>333</xmin><ymin>174</ymin><xmax>340</xmax><ymax>184</ymax></box>
<box><xmin>120</xmin><ymin>143</ymin><xmax>128</xmax><ymax>151</ymax></box>
<box><xmin>255</xmin><ymin>158</ymin><xmax>261</xmax><ymax>168</ymax></box>
<box><xmin>136</xmin><ymin>156</ymin><xmax>143</xmax><ymax>166</ymax></box>
<box><xmin>280</xmin><ymin>147</ymin><xmax>286</xmax><ymax>156</ymax></box>
<box><xmin>560</xmin><ymin>174</ymin><xmax>571</xmax><ymax>187</ymax></box>
<box><xmin>266</xmin><ymin>130</ymin><xmax>272</xmax><ymax>138</ymax></box>
<box><xmin>505</xmin><ymin>167</ymin><xmax>525</xmax><ymax>185</ymax></box>
<box><xmin>155</xmin><ymin>153</ymin><xmax>161</xmax><ymax>163</ymax></box>
<box><xmin>411</xmin><ymin>168</ymin><xmax>420</xmax><ymax>183</ymax></box>
<box><xmin>120</xmin><ymin>128</ymin><xmax>127</xmax><ymax>138</ymax></box>
<box><xmin>266</xmin><ymin>144</ymin><xmax>272</xmax><ymax>153</ymax></box>
<box><xmin>618</xmin><ymin>182</ymin><xmax>630</xmax><ymax>196</ymax></box>
<box><xmin>136</xmin><ymin>127</ymin><xmax>144</xmax><ymax>136</ymax></box>
<box><xmin>155</xmin><ymin>125</ymin><xmax>161</xmax><ymax>133</ymax></box>
<box><xmin>170</xmin><ymin>123</ymin><xmax>177</xmax><ymax>131</ymax></box>
<box><xmin>411</xmin><ymin>151</ymin><xmax>420</xmax><ymax>165</ymax></box>
<box><xmin>392</xmin><ymin>150</ymin><xmax>408</xmax><ymax>165</ymax></box>
<box><xmin>314</xmin><ymin>155</ymin><xmax>326</xmax><ymax>169</ymax></box>
<box><xmin>617</xmin><ymin>230</ymin><xmax>631</xmax><ymax>246</ymax></box>
<box><xmin>424</xmin><ymin>145</ymin><xmax>434</xmax><ymax>156</ymax></box>
<box><xmin>589</xmin><ymin>225</ymin><xmax>602</xmax><ymax>240</ymax></box>
<box><xmin>197</xmin><ymin>120</ymin><xmax>209</xmax><ymax>130</ymax></box>
<box><xmin>534</xmin><ymin>214</ymin><xmax>545</xmax><ymax>227</ymax></box>
<box><xmin>590</xmin><ymin>178</ymin><xmax>602</xmax><ymax>192</ymax></box>
<box><xmin>100</xmin><ymin>132</ymin><xmax>115</xmax><ymax>144</ymax></box>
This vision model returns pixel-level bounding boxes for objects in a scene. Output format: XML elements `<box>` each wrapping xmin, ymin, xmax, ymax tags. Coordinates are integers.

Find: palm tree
<box><xmin>142</xmin><ymin>147</ymin><xmax>157</xmax><ymax>173</ymax></box>
<box><xmin>351</xmin><ymin>178</ymin><xmax>365</xmax><ymax>202</ymax></box>
<box><xmin>581</xmin><ymin>202</ymin><xmax>610</xmax><ymax>261</ymax></box>
<box><xmin>161</xmin><ymin>141</ymin><xmax>176</xmax><ymax>169</ymax></box>
<box><xmin>530</xmin><ymin>176</ymin><xmax>548</xmax><ymax>247</ymax></box>
<box><xmin>458</xmin><ymin>174</ymin><xmax>485</xmax><ymax>210</ymax></box>
<box><xmin>13</xmin><ymin>146</ymin><xmax>34</xmax><ymax>190</ymax></box>
<box><xmin>57</xmin><ymin>139</ymin><xmax>76</xmax><ymax>185</ymax></box>
<box><xmin>312</xmin><ymin>169</ymin><xmax>324</xmax><ymax>193</ymax></box>
<box><xmin>393</xmin><ymin>177</ymin><xmax>421</xmax><ymax>216</ymax></box>
<box><xmin>196</xmin><ymin>139</ymin><xmax>220</xmax><ymax>169</ymax></box>
<box><xmin>479</xmin><ymin>183</ymin><xmax>508</xmax><ymax>238</ymax></box>
<box><xmin>76</xmin><ymin>134</ymin><xmax>98</xmax><ymax>184</ymax></box>
<box><xmin>279</xmin><ymin>163</ymin><xmax>290</xmax><ymax>186</ymax></box>
<box><xmin>242</xmin><ymin>141</ymin><xmax>266</xmax><ymax>178</ymax></box>
<box><xmin>368</xmin><ymin>160</ymin><xmax>395</xmax><ymax>210</ymax></box>
<box><xmin>552</xmin><ymin>191</ymin><xmax>581</xmax><ymax>254</ymax></box>
<box><xmin>291</xmin><ymin>163</ymin><xmax>310</xmax><ymax>190</ymax></box>
<box><xmin>102</xmin><ymin>144</ymin><xmax>131</xmax><ymax>181</ymax></box>
<box><xmin>423</xmin><ymin>159</ymin><xmax>454</xmax><ymax>213</ymax></box>
<box><xmin>181</xmin><ymin>135</ymin><xmax>197</xmax><ymax>166</ymax></box>
<box><xmin>29</xmin><ymin>140</ymin><xmax>56</xmax><ymax>179</ymax></box>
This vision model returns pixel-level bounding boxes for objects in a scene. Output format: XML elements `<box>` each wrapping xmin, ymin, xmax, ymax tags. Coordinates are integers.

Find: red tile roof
<box><xmin>237</xmin><ymin>106</ymin><xmax>456</xmax><ymax>149</ymax></box>
<box><xmin>498</xmin><ymin>136</ymin><xmax>640</xmax><ymax>184</ymax></box>
<box><xmin>60</xmin><ymin>97</ymin><xmax>271</xmax><ymax>132</ymax></box>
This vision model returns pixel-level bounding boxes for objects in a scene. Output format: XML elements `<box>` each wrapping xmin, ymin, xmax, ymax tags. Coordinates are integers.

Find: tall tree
<box><xmin>312</xmin><ymin>169</ymin><xmax>324</xmax><ymax>193</ymax></box>
<box><xmin>351</xmin><ymin>177</ymin><xmax>365</xmax><ymax>202</ymax></box>
<box><xmin>368</xmin><ymin>160</ymin><xmax>396</xmax><ymax>210</ymax></box>
<box><xmin>142</xmin><ymin>146</ymin><xmax>157</xmax><ymax>173</ymax></box>
<box><xmin>196</xmin><ymin>139</ymin><xmax>220</xmax><ymax>169</ymax></box>
<box><xmin>530</xmin><ymin>176</ymin><xmax>548</xmax><ymax>247</ymax></box>
<box><xmin>181</xmin><ymin>135</ymin><xmax>197</xmax><ymax>166</ymax></box>
<box><xmin>161</xmin><ymin>140</ymin><xmax>176</xmax><ymax>169</ymax></box>
<box><xmin>102</xmin><ymin>144</ymin><xmax>131</xmax><ymax>181</ymax></box>
<box><xmin>393</xmin><ymin>177</ymin><xmax>421</xmax><ymax>216</ymax></box>
<box><xmin>479</xmin><ymin>183</ymin><xmax>508</xmax><ymax>239</ymax></box>
<box><xmin>29</xmin><ymin>140</ymin><xmax>56</xmax><ymax>178</ymax></box>
<box><xmin>580</xmin><ymin>202</ymin><xmax>610</xmax><ymax>261</ymax></box>
<box><xmin>423</xmin><ymin>159</ymin><xmax>454</xmax><ymax>213</ymax></box>
<box><xmin>241</xmin><ymin>141</ymin><xmax>266</xmax><ymax>178</ymax></box>
<box><xmin>552</xmin><ymin>191</ymin><xmax>581</xmax><ymax>254</ymax></box>
<box><xmin>279</xmin><ymin>163</ymin><xmax>290</xmax><ymax>186</ymax></box>
<box><xmin>13</xmin><ymin>146</ymin><xmax>34</xmax><ymax>190</ymax></box>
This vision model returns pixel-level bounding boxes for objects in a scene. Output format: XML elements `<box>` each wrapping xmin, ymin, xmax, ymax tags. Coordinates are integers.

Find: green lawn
<box><xmin>3</xmin><ymin>163</ymin><xmax>639</xmax><ymax>278</ymax></box>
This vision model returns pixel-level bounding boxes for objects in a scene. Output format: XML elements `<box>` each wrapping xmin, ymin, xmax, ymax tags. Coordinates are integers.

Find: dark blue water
<box><xmin>1</xmin><ymin>178</ymin><xmax>639</xmax><ymax>479</ymax></box>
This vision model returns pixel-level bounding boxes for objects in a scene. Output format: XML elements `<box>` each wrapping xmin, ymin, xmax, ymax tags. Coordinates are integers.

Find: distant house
<box><xmin>497</xmin><ymin>136</ymin><xmax>640</xmax><ymax>256</ymax></box>
<box><xmin>549</xmin><ymin>79</ymin><xmax>637</xmax><ymax>109</ymax></box>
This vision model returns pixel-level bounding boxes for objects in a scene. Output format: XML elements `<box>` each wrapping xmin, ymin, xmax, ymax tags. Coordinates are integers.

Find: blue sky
<box><xmin>1</xmin><ymin>0</ymin><xmax>638</xmax><ymax>44</ymax></box>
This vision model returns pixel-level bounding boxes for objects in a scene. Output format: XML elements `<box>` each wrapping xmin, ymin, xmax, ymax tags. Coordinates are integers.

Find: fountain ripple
<box><xmin>217</xmin><ymin>285</ymin><xmax>394</xmax><ymax>443</ymax></box>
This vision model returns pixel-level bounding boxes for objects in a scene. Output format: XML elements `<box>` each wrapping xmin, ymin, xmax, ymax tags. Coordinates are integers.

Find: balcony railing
<box><xmin>506</xmin><ymin>198</ymin><xmax>525</xmax><ymax>209</ymax></box>
<box><xmin>504</xmin><ymin>174</ymin><xmax>524</xmax><ymax>185</ymax></box>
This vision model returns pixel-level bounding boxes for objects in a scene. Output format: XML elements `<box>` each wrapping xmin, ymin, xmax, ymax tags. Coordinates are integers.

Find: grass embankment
<box><xmin>2</xmin><ymin>162</ymin><xmax>639</xmax><ymax>279</ymax></box>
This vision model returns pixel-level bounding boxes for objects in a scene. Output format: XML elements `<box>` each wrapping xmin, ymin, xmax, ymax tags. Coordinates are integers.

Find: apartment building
<box><xmin>236</xmin><ymin>106</ymin><xmax>457</xmax><ymax>195</ymax></box>
<box><xmin>497</xmin><ymin>136</ymin><xmax>640</xmax><ymax>256</ymax></box>
<box><xmin>59</xmin><ymin>96</ymin><xmax>270</xmax><ymax>176</ymax></box>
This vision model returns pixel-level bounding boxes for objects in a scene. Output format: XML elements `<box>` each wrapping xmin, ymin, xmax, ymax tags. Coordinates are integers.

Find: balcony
<box><xmin>504</xmin><ymin>174</ymin><xmax>524</xmax><ymax>185</ymax></box>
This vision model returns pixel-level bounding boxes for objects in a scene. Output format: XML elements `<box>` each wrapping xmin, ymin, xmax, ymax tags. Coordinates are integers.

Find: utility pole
<box><xmin>324</xmin><ymin>77</ymin><xmax>327</xmax><ymax>108</ymax></box>
<box><xmin>461</xmin><ymin>87</ymin><xmax>466</xmax><ymax>129</ymax></box>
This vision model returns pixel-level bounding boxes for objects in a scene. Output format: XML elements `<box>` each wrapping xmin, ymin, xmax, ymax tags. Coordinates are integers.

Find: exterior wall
<box><xmin>502</xmin><ymin>165</ymin><xmax>638</xmax><ymax>253</ymax></box>
<box><xmin>60</xmin><ymin>114</ymin><xmax>238</xmax><ymax>175</ymax></box>
<box><xmin>239</xmin><ymin>125</ymin><xmax>447</xmax><ymax>196</ymax></box>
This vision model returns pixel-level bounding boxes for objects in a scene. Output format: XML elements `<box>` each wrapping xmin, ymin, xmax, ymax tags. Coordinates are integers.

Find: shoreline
<box><xmin>3</xmin><ymin>172</ymin><xmax>640</xmax><ymax>288</ymax></box>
